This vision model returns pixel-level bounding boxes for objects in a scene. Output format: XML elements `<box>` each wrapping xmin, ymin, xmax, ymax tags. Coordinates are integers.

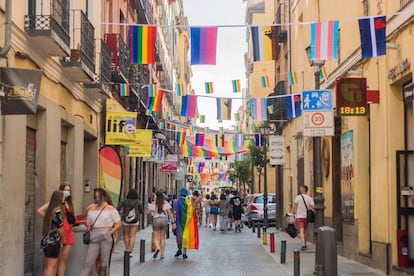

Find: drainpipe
<box><xmin>0</xmin><ymin>0</ymin><xmax>11</xmax><ymax>57</ymax></box>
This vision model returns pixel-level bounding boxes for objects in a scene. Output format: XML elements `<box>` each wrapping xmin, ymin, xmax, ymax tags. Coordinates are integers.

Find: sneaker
<box><xmin>300</xmin><ymin>246</ymin><xmax>307</xmax><ymax>251</ymax></box>
<box><xmin>129</xmin><ymin>253</ymin><xmax>134</xmax><ymax>258</ymax></box>
<box><xmin>183</xmin><ymin>254</ymin><xmax>188</xmax><ymax>259</ymax></box>
<box><xmin>174</xmin><ymin>249</ymin><xmax>182</xmax><ymax>257</ymax></box>
<box><xmin>153</xmin><ymin>249</ymin><xmax>160</xmax><ymax>259</ymax></box>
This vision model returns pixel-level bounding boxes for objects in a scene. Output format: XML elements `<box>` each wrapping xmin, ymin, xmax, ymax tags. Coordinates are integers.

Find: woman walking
<box><xmin>147</xmin><ymin>191</ymin><xmax>176</xmax><ymax>259</ymax></box>
<box><xmin>40</xmin><ymin>191</ymin><xmax>65</xmax><ymax>276</ymax></box>
<box><xmin>80</xmin><ymin>188</ymin><xmax>121</xmax><ymax>276</ymax></box>
<box><xmin>209</xmin><ymin>193</ymin><xmax>219</xmax><ymax>231</ymax></box>
<box><xmin>117</xmin><ymin>189</ymin><xmax>143</xmax><ymax>256</ymax></box>
<box><xmin>38</xmin><ymin>183</ymin><xmax>75</xmax><ymax>276</ymax></box>
<box><xmin>191</xmin><ymin>190</ymin><xmax>203</xmax><ymax>226</ymax></box>
<box><xmin>203</xmin><ymin>194</ymin><xmax>211</xmax><ymax>227</ymax></box>
<box><xmin>218</xmin><ymin>193</ymin><xmax>230</xmax><ymax>232</ymax></box>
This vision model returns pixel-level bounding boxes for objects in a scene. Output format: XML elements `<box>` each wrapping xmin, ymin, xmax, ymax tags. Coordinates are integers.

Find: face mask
<box><xmin>95</xmin><ymin>198</ymin><xmax>102</xmax><ymax>204</ymax></box>
<box><xmin>63</xmin><ymin>190</ymin><xmax>71</xmax><ymax>198</ymax></box>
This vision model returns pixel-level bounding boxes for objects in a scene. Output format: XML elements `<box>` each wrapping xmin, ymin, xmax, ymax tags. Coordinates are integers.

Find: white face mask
<box><xmin>63</xmin><ymin>190</ymin><xmax>71</xmax><ymax>198</ymax></box>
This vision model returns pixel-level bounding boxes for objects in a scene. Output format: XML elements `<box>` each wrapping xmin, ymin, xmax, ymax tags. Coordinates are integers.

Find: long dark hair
<box><xmin>127</xmin><ymin>189</ymin><xmax>138</xmax><ymax>199</ymax></box>
<box><xmin>59</xmin><ymin>182</ymin><xmax>74</xmax><ymax>213</ymax></box>
<box><xmin>94</xmin><ymin>188</ymin><xmax>111</xmax><ymax>205</ymax></box>
<box><xmin>43</xmin><ymin>191</ymin><xmax>64</xmax><ymax>235</ymax></box>
<box><xmin>156</xmin><ymin>191</ymin><xmax>164</xmax><ymax>214</ymax></box>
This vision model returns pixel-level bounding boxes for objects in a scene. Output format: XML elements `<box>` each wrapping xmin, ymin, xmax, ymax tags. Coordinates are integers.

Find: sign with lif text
<box><xmin>105</xmin><ymin>111</ymin><xmax>137</xmax><ymax>145</ymax></box>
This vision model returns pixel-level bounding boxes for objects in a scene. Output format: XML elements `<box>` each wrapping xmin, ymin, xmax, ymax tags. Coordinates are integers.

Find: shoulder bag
<box><xmin>83</xmin><ymin>205</ymin><xmax>107</xmax><ymax>244</ymax></box>
<box><xmin>301</xmin><ymin>195</ymin><xmax>315</xmax><ymax>223</ymax></box>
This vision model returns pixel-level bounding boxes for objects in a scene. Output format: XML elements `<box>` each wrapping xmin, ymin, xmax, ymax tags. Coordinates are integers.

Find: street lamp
<box><xmin>305</xmin><ymin>46</ymin><xmax>326</xmax><ymax>275</ymax></box>
<box><xmin>259</xmin><ymin>122</ymin><xmax>271</xmax><ymax>229</ymax></box>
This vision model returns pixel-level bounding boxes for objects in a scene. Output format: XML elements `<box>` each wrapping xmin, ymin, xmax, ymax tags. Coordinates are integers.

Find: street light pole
<box><xmin>260</xmin><ymin>123</ymin><xmax>271</xmax><ymax>229</ymax></box>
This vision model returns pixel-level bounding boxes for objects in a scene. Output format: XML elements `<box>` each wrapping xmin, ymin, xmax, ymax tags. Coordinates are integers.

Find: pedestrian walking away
<box><xmin>218</xmin><ymin>193</ymin><xmax>230</xmax><ymax>232</ymax></box>
<box><xmin>174</xmin><ymin>188</ymin><xmax>199</xmax><ymax>259</ymax></box>
<box><xmin>191</xmin><ymin>190</ymin><xmax>203</xmax><ymax>226</ymax></box>
<box><xmin>230</xmin><ymin>191</ymin><xmax>243</xmax><ymax>232</ymax></box>
<box><xmin>37</xmin><ymin>183</ymin><xmax>76</xmax><ymax>276</ymax></box>
<box><xmin>291</xmin><ymin>185</ymin><xmax>314</xmax><ymax>251</ymax></box>
<box><xmin>209</xmin><ymin>193</ymin><xmax>219</xmax><ymax>231</ymax></box>
<box><xmin>39</xmin><ymin>191</ymin><xmax>65</xmax><ymax>276</ymax></box>
<box><xmin>80</xmin><ymin>188</ymin><xmax>122</xmax><ymax>276</ymax></box>
<box><xmin>203</xmin><ymin>194</ymin><xmax>211</xmax><ymax>227</ymax></box>
<box><xmin>147</xmin><ymin>190</ymin><xmax>176</xmax><ymax>260</ymax></box>
<box><xmin>117</xmin><ymin>188</ymin><xmax>143</xmax><ymax>256</ymax></box>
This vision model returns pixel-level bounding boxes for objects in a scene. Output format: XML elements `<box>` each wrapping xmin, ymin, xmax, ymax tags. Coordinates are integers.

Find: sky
<box><xmin>183</xmin><ymin>0</ymin><xmax>247</xmax><ymax>131</ymax></box>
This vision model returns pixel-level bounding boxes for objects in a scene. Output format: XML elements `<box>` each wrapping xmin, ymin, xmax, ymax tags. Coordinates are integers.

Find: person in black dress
<box><xmin>230</xmin><ymin>191</ymin><xmax>243</xmax><ymax>232</ymax></box>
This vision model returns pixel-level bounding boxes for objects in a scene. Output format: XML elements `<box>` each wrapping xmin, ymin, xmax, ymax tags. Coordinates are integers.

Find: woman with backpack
<box><xmin>117</xmin><ymin>189</ymin><xmax>143</xmax><ymax>256</ymax></box>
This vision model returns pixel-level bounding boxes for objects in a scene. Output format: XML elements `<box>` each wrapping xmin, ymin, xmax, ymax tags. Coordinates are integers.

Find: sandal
<box><xmin>153</xmin><ymin>249</ymin><xmax>160</xmax><ymax>259</ymax></box>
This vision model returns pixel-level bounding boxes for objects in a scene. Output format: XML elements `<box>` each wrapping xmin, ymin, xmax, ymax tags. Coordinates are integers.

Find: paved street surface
<box><xmin>110</xmin><ymin>222</ymin><xmax>385</xmax><ymax>276</ymax></box>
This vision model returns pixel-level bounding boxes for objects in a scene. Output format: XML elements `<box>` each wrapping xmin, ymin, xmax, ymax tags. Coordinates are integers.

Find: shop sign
<box><xmin>336</xmin><ymin>78</ymin><xmax>367</xmax><ymax>116</ymax></box>
<box><xmin>388</xmin><ymin>58</ymin><xmax>411</xmax><ymax>80</ymax></box>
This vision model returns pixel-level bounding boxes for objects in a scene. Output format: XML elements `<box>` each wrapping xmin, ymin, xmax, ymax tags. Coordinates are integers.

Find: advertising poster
<box><xmin>341</xmin><ymin>130</ymin><xmax>354</xmax><ymax>222</ymax></box>
<box><xmin>125</xmin><ymin>129</ymin><xmax>153</xmax><ymax>157</ymax></box>
<box><xmin>105</xmin><ymin>111</ymin><xmax>137</xmax><ymax>145</ymax></box>
<box><xmin>162</xmin><ymin>154</ymin><xmax>178</xmax><ymax>172</ymax></box>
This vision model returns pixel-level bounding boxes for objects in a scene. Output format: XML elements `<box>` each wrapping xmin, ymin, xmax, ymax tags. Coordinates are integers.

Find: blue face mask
<box><xmin>95</xmin><ymin>198</ymin><xmax>102</xmax><ymax>204</ymax></box>
<box><xmin>63</xmin><ymin>190</ymin><xmax>71</xmax><ymax>198</ymax></box>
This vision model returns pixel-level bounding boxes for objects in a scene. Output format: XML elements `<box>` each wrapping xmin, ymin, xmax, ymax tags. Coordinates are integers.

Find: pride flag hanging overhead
<box><xmin>129</xmin><ymin>25</ymin><xmax>156</xmax><ymax>64</ymax></box>
<box><xmin>205</xmin><ymin>82</ymin><xmax>214</xmax><ymax>94</ymax></box>
<box><xmin>288</xmin><ymin>71</ymin><xmax>297</xmax><ymax>85</ymax></box>
<box><xmin>148</xmin><ymin>83</ymin><xmax>156</xmax><ymax>97</ymax></box>
<box><xmin>251</xmin><ymin>26</ymin><xmax>274</xmax><ymax>61</ymax></box>
<box><xmin>176</xmin><ymin>83</ymin><xmax>184</xmax><ymax>96</ymax></box>
<box><xmin>232</xmin><ymin>79</ymin><xmax>241</xmax><ymax>93</ymax></box>
<box><xmin>250</xmin><ymin>98</ymin><xmax>267</xmax><ymax>121</ymax></box>
<box><xmin>216</xmin><ymin>98</ymin><xmax>232</xmax><ymax>120</ymax></box>
<box><xmin>358</xmin><ymin>16</ymin><xmax>386</xmax><ymax>58</ymax></box>
<box><xmin>119</xmin><ymin>83</ymin><xmax>129</xmax><ymax>96</ymax></box>
<box><xmin>310</xmin><ymin>20</ymin><xmax>339</xmax><ymax>60</ymax></box>
<box><xmin>199</xmin><ymin>115</ymin><xmax>205</xmax><ymax>123</ymax></box>
<box><xmin>190</xmin><ymin>27</ymin><xmax>218</xmax><ymax>65</ymax></box>
<box><xmin>181</xmin><ymin>95</ymin><xmax>198</xmax><ymax>118</ymax></box>
<box><xmin>286</xmin><ymin>94</ymin><xmax>302</xmax><ymax>119</ymax></box>
<box><xmin>261</xmin><ymin>75</ymin><xmax>270</xmax><ymax>88</ymax></box>
<box><xmin>146</xmin><ymin>89</ymin><xmax>164</xmax><ymax>112</ymax></box>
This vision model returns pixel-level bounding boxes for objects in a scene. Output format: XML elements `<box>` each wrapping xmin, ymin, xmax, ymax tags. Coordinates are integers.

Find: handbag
<box><xmin>301</xmin><ymin>195</ymin><xmax>315</xmax><ymax>223</ymax></box>
<box><xmin>83</xmin><ymin>205</ymin><xmax>107</xmax><ymax>245</ymax></box>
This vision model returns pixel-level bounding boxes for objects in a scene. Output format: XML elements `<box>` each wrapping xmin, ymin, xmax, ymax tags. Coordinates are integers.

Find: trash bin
<box><xmin>65</xmin><ymin>224</ymin><xmax>88</xmax><ymax>276</ymax></box>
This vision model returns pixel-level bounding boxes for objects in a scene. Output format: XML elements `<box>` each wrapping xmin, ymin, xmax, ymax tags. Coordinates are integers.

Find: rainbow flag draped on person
<box><xmin>175</xmin><ymin>195</ymin><xmax>199</xmax><ymax>249</ymax></box>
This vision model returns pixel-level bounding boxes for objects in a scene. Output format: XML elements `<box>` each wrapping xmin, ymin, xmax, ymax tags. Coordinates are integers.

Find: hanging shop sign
<box><xmin>336</xmin><ymin>78</ymin><xmax>367</xmax><ymax>116</ymax></box>
<box><xmin>162</xmin><ymin>154</ymin><xmax>178</xmax><ymax>172</ymax></box>
<box><xmin>268</xmin><ymin>135</ymin><xmax>285</xmax><ymax>165</ymax></box>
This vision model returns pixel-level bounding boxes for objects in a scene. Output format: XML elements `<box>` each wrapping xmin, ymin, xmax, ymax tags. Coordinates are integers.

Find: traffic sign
<box><xmin>302</xmin><ymin>90</ymin><xmax>333</xmax><ymax>111</ymax></box>
<box><xmin>303</xmin><ymin>110</ymin><xmax>334</xmax><ymax>137</ymax></box>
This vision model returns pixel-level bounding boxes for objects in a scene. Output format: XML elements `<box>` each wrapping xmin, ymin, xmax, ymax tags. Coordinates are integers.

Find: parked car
<box><xmin>244</xmin><ymin>193</ymin><xmax>276</xmax><ymax>225</ymax></box>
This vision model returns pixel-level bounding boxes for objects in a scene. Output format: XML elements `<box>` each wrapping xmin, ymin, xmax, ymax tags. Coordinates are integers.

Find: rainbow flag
<box><xmin>181</xmin><ymin>95</ymin><xmax>197</xmax><ymax>118</ymax></box>
<box><xmin>148</xmin><ymin>84</ymin><xmax>156</xmax><ymax>97</ymax></box>
<box><xmin>158</xmin><ymin>121</ymin><xmax>164</xmax><ymax>130</ymax></box>
<box><xmin>267</xmin><ymin>105</ymin><xmax>275</xmax><ymax>115</ymax></box>
<box><xmin>234</xmin><ymin>113</ymin><xmax>240</xmax><ymax>121</ymax></box>
<box><xmin>232</xmin><ymin>79</ymin><xmax>241</xmax><ymax>93</ymax></box>
<box><xmin>129</xmin><ymin>25</ymin><xmax>156</xmax><ymax>64</ymax></box>
<box><xmin>190</xmin><ymin>27</ymin><xmax>217</xmax><ymax>65</ymax></box>
<box><xmin>219</xmin><ymin>127</ymin><xmax>224</xmax><ymax>135</ymax></box>
<box><xmin>204</xmin><ymin>127</ymin><xmax>209</xmax><ymax>132</ymax></box>
<box><xmin>199</xmin><ymin>115</ymin><xmax>205</xmax><ymax>123</ymax></box>
<box><xmin>176</xmin><ymin>83</ymin><xmax>184</xmax><ymax>96</ymax></box>
<box><xmin>145</xmin><ymin>109</ymin><xmax>151</xmax><ymax>116</ymax></box>
<box><xmin>288</xmin><ymin>71</ymin><xmax>297</xmax><ymax>85</ymax></box>
<box><xmin>261</xmin><ymin>75</ymin><xmax>269</xmax><ymax>88</ymax></box>
<box><xmin>163</xmin><ymin>111</ymin><xmax>169</xmax><ymax>120</ymax></box>
<box><xmin>320</xmin><ymin>65</ymin><xmax>328</xmax><ymax>79</ymax></box>
<box><xmin>119</xmin><ymin>83</ymin><xmax>129</xmax><ymax>96</ymax></box>
<box><xmin>176</xmin><ymin>131</ymin><xmax>186</xmax><ymax>145</ymax></box>
<box><xmin>146</xmin><ymin>89</ymin><xmax>164</xmax><ymax>112</ymax></box>
<box><xmin>205</xmin><ymin>82</ymin><xmax>214</xmax><ymax>94</ymax></box>
<box><xmin>175</xmin><ymin>197</ymin><xmax>199</xmax><ymax>249</ymax></box>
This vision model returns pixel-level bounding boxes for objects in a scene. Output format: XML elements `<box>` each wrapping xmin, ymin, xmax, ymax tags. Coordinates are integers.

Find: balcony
<box><xmin>105</xmin><ymin>33</ymin><xmax>130</xmax><ymax>83</ymax></box>
<box><xmin>83</xmin><ymin>40</ymin><xmax>112</xmax><ymax>97</ymax></box>
<box><xmin>24</xmin><ymin>0</ymin><xmax>70</xmax><ymax>56</ymax></box>
<box><xmin>61</xmin><ymin>10</ymin><xmax>95</xmax><ymax>82</ymax></box>
<box><xmin>137</xmin><ymin>0</ymin><xmax>153</xmax><ymax>24</ymax></box>
<box><xmin>268</xmin><ymin>81</ymin><xmax>287</xmax><ymax>124</ymax></box>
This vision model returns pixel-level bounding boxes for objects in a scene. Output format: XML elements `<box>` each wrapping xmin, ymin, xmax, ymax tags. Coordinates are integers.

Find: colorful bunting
<box><xmin>358</xmin><ymin>16</ymin><xmax>386</xmax><ymax>58</ymax></box>
<box><xmin>176</xmin><ymin>83</ymin><xmax>184</xmax><ymax>96</ymax></box>
<box><xmin>205</xmin><ymin>82</ymin><xmax>214</xmax><ymax>94</ymax></box>
<box><xmin>234</xmin><ymin>113</ymin><xmax>240</xmax><ymax>121</ymax></box>
<box><xmin>232</xmin><ymin>79</ymin><xmax>241</xmax><ymax>93</ymax></box>
<box><xmin>158</xmin><ymin>121</ymin><xmax>164</xmax><ymax>130</ymax></box>
<box><xmin>119</xmin><ymin>83</ymin><xmax>129</xmax><ymax>96</ymax></box>
<box><xmin>199</xmin><ymin>115</ymin><xmax>205</xmax><ymax>123</ymax></box>
<box><xmin>267</xmin><ymin>105</ymin><xmax>275</xmax><ymax>115</ymax></box>
<box><xmin>250</xmin><ymin>98</ymin><xmax>268</xmax><ymax>121</ymax></box>
<box><xmin>195</xmin><ymin>133</ymin><xmax>205</xmax><ymax>146</ymax></box>
<box><xmin>320</xmin><ymin>65</ymin><xmax>328</xmax><ymax>79</ymax></box>
<box><xmin>288</xmin><ymin>71</ymin><xmax>297</xmax><ymax>85</ymax></box>
<box><xmin>286</xmin><ymin>94</ymin><xmax>302</xmax><ymax>119</ymax></box>
<box><xmin>251</xmin><ymin>26</ymin><xmax>274</xmax><ymax>61</ymax></box>
<box><xmin>181</xmin><ymin>95</ymin><xmax>198</xmax><ymax>118</ymax></box>
<box><xmin>190</xmin><ymin>27</ymin><xmax>218</xmax><ymax>65</ymax></box>
<box><xmin>255</xmin><ymin>134</ymin><xmax>264</xmax><ymax>147</ymax></box>
<box><xmin>129</xmin><ymin>25</ymin><xmax>156</xmax><ymax>64</ymax></box>
<box><xmin>310</xmin><ymin>20</ymin><xmax>339</xmax><ymax>60</ymax></box>
<box><xmin>145</xmin><ymin>109</ymin><xmax>151</xmax><ymax>116</ymax></box>
<box><xmin>176</xmin><ymin>131</ymin><xmax>186</xmax><ymax>145</ymax></box>
<box><xmin>261</xmin><ymin>75</ymin><xmax>269</xmax><ymax>88</ymax></box>
<box><xmin>146</xmin><ymin>89</ymin><xmax>164</xmax><ymax>112</ymax></box>
<box><xmin>148</xmin><ymin>83</ymin><xmax>156</xmax><ymax>97</ymax></box>
<box><xmin>216</xmin><ymin>98</ymin><xmax>232</xmax><ymax>120</ymax></box>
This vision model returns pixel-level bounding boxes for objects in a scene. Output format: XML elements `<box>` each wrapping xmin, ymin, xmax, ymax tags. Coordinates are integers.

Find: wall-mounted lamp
<box><xmin>386</xmin><ymin>42</ymin><xmax>400</xmax><ymax>50</ymax></box>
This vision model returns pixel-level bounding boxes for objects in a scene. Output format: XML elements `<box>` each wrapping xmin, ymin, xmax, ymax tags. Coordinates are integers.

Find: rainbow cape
<box><xmin>176</xmin><ymin>197</ymin><xmax>199</xmax><ymax>249</ymax></box>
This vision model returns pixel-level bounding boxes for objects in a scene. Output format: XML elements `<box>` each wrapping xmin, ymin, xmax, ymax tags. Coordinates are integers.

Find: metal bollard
<box><xmin>315</xmin><ymin>226</ymin><xmax>337</xmax><ymax>276</ymax></box>
<box><xmin>166</xmin><ymin>223</ymin><xmax>170</xmax><ymax>239</ymax></box>
<box><xmin>270</xmin><ymin>232</ymin><xmax>275</xmax><ymax>253</ymax></box>
<box><xmin>262</xmin><ymin>227</ymin><xmax>267</xmax><ymax>245</ymax></box>
<box><xmin>294</xmin><ymin>250</ymin><xmax>300</xmax><ymax>276</ymax></box>
<box><xmin>252</xmin><ymin>220</ymin><xmax>256</xmax><ymax>233</ymax></box>
<box><xmin>281</xmin><ymin>240</ymin><xmax>287</xmax><ymax>264</ymax></box>
<box><xmin>151</xmin><ymin>232</ymin><xmax>155</xmax><ymax>252</ymax></box>
<box><xmin>123</xmin><ymin>251</ymin><xmax>130</xmax><ymax>276</ymax></box>
<box><xmin>257</xmin><ymin>222</ymin><xmax>261</xmax><ymax>239</ymax></box>
<box><xmin>139</xmin><ymin>239</ymin><xmax>145</xmax><ymax>263</ymax></box>
<box><xmin>248</xmin><ymin>216</ymin><xmax>252</xmax><ymax>228</ymax></box>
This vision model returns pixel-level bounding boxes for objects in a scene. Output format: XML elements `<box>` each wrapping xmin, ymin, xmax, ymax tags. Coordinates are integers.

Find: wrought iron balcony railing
<box><xmin>79</xmin><ymin>11</ymin><xmax>95</xmax><ymax>74</ymax></box>
<box><xmin>100</xmin><ymin>40</ymin><xmax>112</xmax><ymax>83</ymax></box>
<box><xmin>105</xmin><ymin>33</ymin><xmax>130</xmax><ymax>80</ymax></box>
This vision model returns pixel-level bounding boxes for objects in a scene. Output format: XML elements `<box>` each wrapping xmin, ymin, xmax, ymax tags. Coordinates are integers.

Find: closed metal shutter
<box><xmin>24</xmin><ymin>128</ymin><xmax>36</xmax><ymax>275</ymax></box>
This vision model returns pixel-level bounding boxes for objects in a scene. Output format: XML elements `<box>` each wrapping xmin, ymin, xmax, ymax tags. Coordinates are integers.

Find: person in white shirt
<box><xmin>292</xmin><ymin>185</ymin><xmax>314</xmax><ymax>251</ymax></box>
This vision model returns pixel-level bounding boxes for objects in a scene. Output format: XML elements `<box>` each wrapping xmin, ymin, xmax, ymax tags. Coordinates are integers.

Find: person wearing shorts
<box><xmin>292</xmin><ymin>185</ymin><xmax>314</xmax><ymax>251</ymax></box>
<box><xmin>147</xmin><ymin>191</ymin><xmax>176</xmax><ymax>259</ymax></box>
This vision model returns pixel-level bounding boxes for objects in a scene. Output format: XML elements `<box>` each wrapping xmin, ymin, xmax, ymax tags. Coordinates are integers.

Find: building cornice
<box><xmin>11</xmin><ymin>23</ymin><xmax>104</xmax><ymax>113</ymax></box>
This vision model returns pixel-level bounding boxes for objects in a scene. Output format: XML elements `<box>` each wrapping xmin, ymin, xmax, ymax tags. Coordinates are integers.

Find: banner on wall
<box><xmin>99</xmin><ymin>146</ymin><xmax>122</xmax><ymax>205</ymax></box>
<box><xmin>341</xmin><ymin>130</ymin><xmax>354</xmax><ymax>222</ymax></box>
<box><xmin>143</xmin><ymin>139</ymin><xmax>164</xmax><ymax>163</ymax></box>
<box><xmin>125</xmin><ymin>129</ymin><xmax>153</xmax><ymax>157</ymax></box>
<box><xmin>0</xmin><ymin>67</ymin><xmax>42</xmax><ymax>115</ymax></box>
<box><xmin>105</xmin><ymin>111</ymin><xmax>137</xmax><ymax>145</ymax></box>
<box><xmin>162</xmin><ymin>154</ymin><xmax>178</xmax><ymax>172</ymax></box>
